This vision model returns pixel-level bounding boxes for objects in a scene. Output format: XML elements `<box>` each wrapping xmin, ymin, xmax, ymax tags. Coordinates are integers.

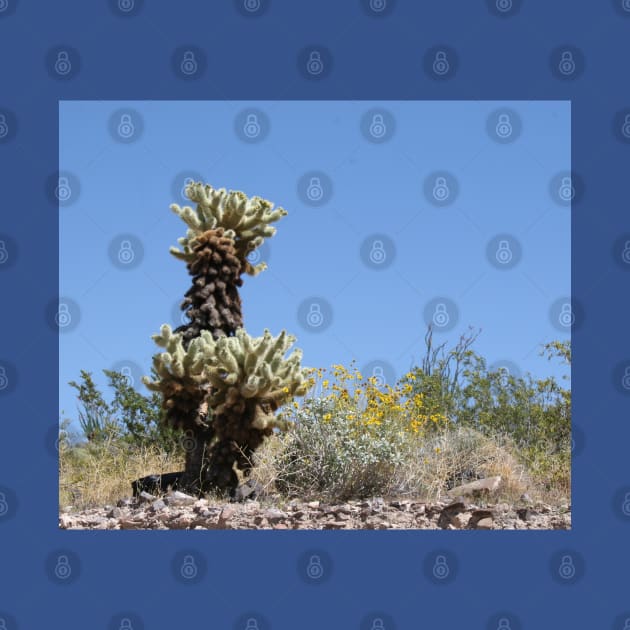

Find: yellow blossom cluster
<box><xmin>302</xmin><ymin>361</ymin><xmax>448</xmax><ymax>435</ymax></box>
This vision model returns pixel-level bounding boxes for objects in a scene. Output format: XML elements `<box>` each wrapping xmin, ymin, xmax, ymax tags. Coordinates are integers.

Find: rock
<box><xmin>520</xmin><ymin>493</ymin><xmax>533</xmax><ymax>504</ymax></box>
<box><xmin>323</xmin><ymin>521</ymin><xmax>348</xmax><ymax>529</ymax></box>
<box><xmin>218</xmin><ymin>505</ymin><xmax>237</xmax><ymax>526</ymax></box>
<box><xmin>59</xmin><ymin>514</ymin><xmax>76</xmax><ymax>528</ymax></box>
<box><xmin>438</xmin><ymin>501</ymin><xmax>467</xmax><ymax>529</ymax></box>
<box><xmin>272</xmin><ymin>523</ymin><xmax>289</xmax><ymax>530</ymax></box>
<box><xmin>451</xmin><ymin>513</ymin><xmax>471</xmax><ymax>529</ymax></box>
<box><xmin>517</xmin><ymin>508</ymin><xmax>534</xmax><ymax>521</ymax></box>
<box><xmin>448</xmin><ymin>476</ymin><xmax>502</xmax><ymax>497</ymax></box>
<box><xmin>165</xmin><ymin>491</ymin><xmax>196</xmax><ymax>506</ymax></box>
<box><xmin>231</xmin><ymin>479</ymin><xmax>264</xmax><ymax>503</ymax></box>
<box><xmin>59</xmin><ymin>489</ymin><xmax>570</xmax><ymax>531</ymax></box>
<box><xmin>150</xmin><ymin>499</ymin><xmax>167</xmax><ymax>512</ymax></box>
<box><xmin>264</xmin><ymin>508</ymin><xmax>287</xmax><ymax>524</ymax></box>
<box><xmin>469</xmin><ymin>509</ymin><xmax>495</xmax><ymax>529</ymax></box>
<box><xmin>131</xmin><ymin>471</ymin><xmax>183</xmax><ymax>497</ymax></box>
<box><xmin>475</xmin><ymin>517</ymin><xmax>494</xmax><ymax>529</ymax></box>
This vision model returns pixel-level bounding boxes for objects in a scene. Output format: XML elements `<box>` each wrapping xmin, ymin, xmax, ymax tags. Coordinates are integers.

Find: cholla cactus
<box><xmin>143</xmin><ymin>324</ymin><xmax>309</xmax><ymax>430</ymax></box>
<box><xmin>170</xmin><ymin>181</ymin><xmax>287</xmax><ymax>276</ymax></box>
<box><xmin>140</xmin><ymin>181</ymin><xmax>307</xmax><ymax>497</ymax></box>
<box><xmin>169</xmin><ymin>182</ymin><xmax>287</xmax><ymax>348</ymax></box>
<box><xmin>143</xmin><ymin>323</ymin><xmax>310</xmax><ymax>495</ymax></box>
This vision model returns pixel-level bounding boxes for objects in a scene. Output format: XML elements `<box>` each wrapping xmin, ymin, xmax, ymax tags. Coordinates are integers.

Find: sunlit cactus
<box><xmin>139</xmin><ymin>182</ymin><xmax>308</xmax><ymax>497</ymax></box>
<box><xmin>143</xmin><ymin>325</ymin><xmax>309</xmax><ymax>494</ymax></box>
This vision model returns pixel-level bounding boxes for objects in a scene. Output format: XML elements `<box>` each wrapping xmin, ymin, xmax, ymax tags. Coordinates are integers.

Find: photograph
<box><xmin>58</xmin><ymin>101</ymin><xmax>571</xmax><ymax>531</ymax></box>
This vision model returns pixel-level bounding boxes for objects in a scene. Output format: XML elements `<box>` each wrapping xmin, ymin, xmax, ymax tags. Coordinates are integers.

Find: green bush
<box><xmin>67</xmin><ymin>368</ymin><xmax>184</xmax><ymax>455</ymax></box>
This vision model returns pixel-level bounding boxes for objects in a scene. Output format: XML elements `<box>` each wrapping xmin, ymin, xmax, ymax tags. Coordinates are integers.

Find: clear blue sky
<box><xmin>59</xmin><ymin>100</ymin><xmax>570</xmax><ymax>430</ymax></box>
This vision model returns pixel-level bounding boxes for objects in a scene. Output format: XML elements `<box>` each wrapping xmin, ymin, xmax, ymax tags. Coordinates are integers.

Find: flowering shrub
<box><xmin>272</xmin><ymin>361</ymin><xmax>450</xmax><ymax>499</ymax></box>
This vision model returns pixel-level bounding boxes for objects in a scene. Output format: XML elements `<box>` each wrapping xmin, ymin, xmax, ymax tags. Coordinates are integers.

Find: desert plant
<box><xmin>142</xmin><ymin>182</ymin><xmax>309</xmax><ymax>496</ymax></box>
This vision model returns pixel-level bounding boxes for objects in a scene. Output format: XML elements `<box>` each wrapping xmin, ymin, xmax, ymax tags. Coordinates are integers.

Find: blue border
<box><xmin>0</xmin><ymin>1</ymin><xmax>627</xmax><ymax>627</ymax></box>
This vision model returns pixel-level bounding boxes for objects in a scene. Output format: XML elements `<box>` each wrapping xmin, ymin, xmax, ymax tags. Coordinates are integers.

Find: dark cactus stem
<box><xmin>200</xmin><ymin>401</ymin><xmax>273</xmax><ymax>496</ymax></box>
<box><xmin>171</xmin><ymin>228</ymin><xmax>246</xmax><ymax>496</ymax></box>
<box><xmin>179</xmin><ymin>425</ymin><xmax>216</xmax><ymax>495</ymax></box>
<box><xmin>174</xmin><ymin>228</ymin><xmax>244</xmax><ymax>344</ymax></box>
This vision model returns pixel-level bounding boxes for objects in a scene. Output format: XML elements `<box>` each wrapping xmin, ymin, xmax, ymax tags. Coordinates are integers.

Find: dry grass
<box><xmin>59</xmin><ymin>425</ymin><xmax>568</xmax><ymax>510</ymax></box>
<box><xmin>248</xmin><ymin>424</ymin><xmax>559</xmax><ymax>505</ymax></box>
<box><xmin>59</xmin><ymin>436</ymin><xmax>184</xmax><ymax>510</ymax></box>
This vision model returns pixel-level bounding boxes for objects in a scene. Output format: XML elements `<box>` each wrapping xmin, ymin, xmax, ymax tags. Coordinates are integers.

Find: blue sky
<box><xmin>59</xmin><ymin>100</ymin><xmax>570</xmax><ymax>430</ymax></box>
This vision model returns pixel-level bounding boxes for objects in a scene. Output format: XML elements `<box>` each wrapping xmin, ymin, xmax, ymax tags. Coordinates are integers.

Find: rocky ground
<box><xmin>59</xmin><ymin>477</ymin><xmax>571</xmax><ymax>531</ymax></box>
